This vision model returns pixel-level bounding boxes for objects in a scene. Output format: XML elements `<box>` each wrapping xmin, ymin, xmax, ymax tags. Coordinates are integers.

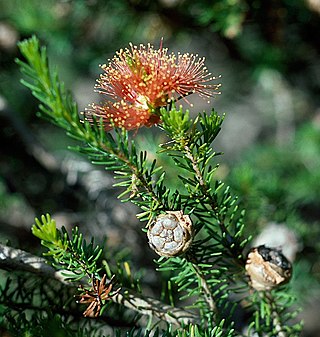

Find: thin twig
<box><xmin>111</xmin><ymin>148</ymin><xmax>163</xmax><ymax>206</ymax></box>
<box><xmin>191</xmin><ymin>263</ymin><xmax>217</xmax><ymax>313</ymax></box>
<box><xmin>0</xmin><ymin>244</ymin><xmax>197</xmax><ymax>326</ymax></box>
<box><xmin>265</xmin><ymin>292</ymin><xmax>287</xmax><ymax>337</ymax></box>
<box><xmin>183</xmin><ymin>144</ymin><xmax>245</xmax><ymax>266</ymax></box>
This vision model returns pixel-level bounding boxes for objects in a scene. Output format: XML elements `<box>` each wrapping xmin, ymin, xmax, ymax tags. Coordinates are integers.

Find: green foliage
<box><xmin>0</xmin><ymin>273</ymin><xmax>88</xmax><ymax>337</ymax></box>
<box><xmin>2</xmin><ymin>309</ymin><xmax>105</xmax><ymax>337</ymax></box>
<box><xmin>160</xmin><ymin>106</ymin><xmax>249</xmax><ymax>258</ymax></box>
<box><xmin>155</xmin><ymin>107</ymin><xmax>250</xmax><ymax>328</ymax></box>
<box><xmin>189</xmin><ymin>0</ymin><xmax>247</xmax><ymax>38</ymax></box>
<box><xmin>227</xmin><ymin>122</ymin><xmax>320</xmax><ymax>257</ymax></box>
<box><xmin>32</xmin><ymin>214</ymin><xmax>67</xmax><ymax>254</ymax></box>
<box><xmin>226</xmin><ymin>121</ymin><xmax>320</xmax><ymax>325</ymax></box>
<box><xmin>32</xmin><ymin>214</ymin><xmax>102</xmax><ymax>281</ymax></box>
<box><xmin>1</xmin><ymin>35</ymin><xmax>303</xmax><ymax>337</ymax></box>
<box><xmin>16</xmin><ymin>36</ymin><xmax>173</xmax><ymax>222</ymax></box>
<box><xmin>247</xmin><ymin>289</ymin><xmax>302</xmax><ymax>336</ymax></box>
<box><xmin>16</xmin><ymin>36</ymin><xmax>86</xmax><ymax>136</ymax></box>
<box><xmin>0</xmin><ymin>0</ymin><xmax>318</xmax><ymax>334</ymax></box>
<box><xmin>118</xmin><ymin>321</ymin><xmax>236</xmax><ymax>337</ymax></box>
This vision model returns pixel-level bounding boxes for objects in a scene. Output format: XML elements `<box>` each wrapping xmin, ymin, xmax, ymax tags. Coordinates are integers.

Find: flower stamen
<box><xmin>84</xmin><ymin>41</ymin><xmax>221</xmax><ymax>131</ymax></box>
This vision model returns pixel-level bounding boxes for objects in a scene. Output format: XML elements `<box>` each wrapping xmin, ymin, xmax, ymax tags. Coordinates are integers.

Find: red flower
<box><xmin>85</xmin><ymin>41</ymin><xmax>221</xmax><ymax>131</ymax></box>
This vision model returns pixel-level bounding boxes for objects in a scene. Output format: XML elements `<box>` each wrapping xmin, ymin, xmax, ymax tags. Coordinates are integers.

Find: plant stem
<box><xmin>112</xmin><ymin>147</ymin><xmax>162</xmax><ymax>206</ymax></box>
<box><xmin>265</xmin><ymin>292</ymin><xmax>287</xmax><ymax>337</ymax></box>
<box><xmin>191</xmin><ymin>262</ymin><xmax>217</xmax><ymax>313</ymax></box>
<box><xmin>183</xmin><ymin>145</ymin><xmax>245</xmax><ymax>266</ymax></box>
<box><xmin>0</xmin><ymin>244</ymin><xmax>197</xmax><ymax>326</ymax></box>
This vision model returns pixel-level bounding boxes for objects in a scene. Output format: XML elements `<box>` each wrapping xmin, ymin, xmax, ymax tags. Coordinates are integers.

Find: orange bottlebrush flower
<box><xmin>84</xmin><ymin>41</ymin><xmax>221</xmax><ymax>131</ymax></box>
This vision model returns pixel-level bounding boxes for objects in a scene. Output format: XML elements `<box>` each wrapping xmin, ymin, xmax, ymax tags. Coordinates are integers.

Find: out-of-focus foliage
<box><xmin>226</xmin><ymin>120</ymin><xmax>320</xmax><ymax>324</ymax></box>
<box><xmin>228</xmin><ymin>122</ymin><xmax>320</xmax><ymax>228</ymax></box>
<box><xmin>1</xmin><ymin>0</ymin><xmax>320</xmax><ymax>73</ymax></box>
<box><xmin>0</xmin><ymin>0</ymin><xmax>320</xmax><ymax>336</ymax></box>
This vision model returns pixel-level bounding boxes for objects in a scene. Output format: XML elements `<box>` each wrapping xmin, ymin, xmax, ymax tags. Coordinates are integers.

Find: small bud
<box><xmin>245</xmin><ymin>245</ymin><xmax>292</xmax><ymax>291</ymax></box>
<box><xmin>147</xmin><ymin>210</ymin><xmax>193</xmax><ymax>257</ymax></box>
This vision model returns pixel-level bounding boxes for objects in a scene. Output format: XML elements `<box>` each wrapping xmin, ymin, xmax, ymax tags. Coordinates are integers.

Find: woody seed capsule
<box><xmin>147</xmin><ymin>210</ymin><xmax>193</xmax><ymax>257</ymax></box>
<box><xmin>245</xmin><ymin>245</ymin><xmax>292</xmax><ymax>291</ymax></box>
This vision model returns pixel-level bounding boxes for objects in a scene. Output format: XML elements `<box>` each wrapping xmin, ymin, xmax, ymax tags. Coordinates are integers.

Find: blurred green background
<box><xmin>0</xmin><ymin>0</ymin><xmax>320</xmax><ymax>335</ymax></box>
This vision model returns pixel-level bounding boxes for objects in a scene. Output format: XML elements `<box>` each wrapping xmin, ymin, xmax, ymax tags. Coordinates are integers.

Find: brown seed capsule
<box><xmin>245</xmin><ymin>245</ymin><xmax>292</xmax><ymax>291</ymax></box>
<box><xmin>147</xmin><ymin>210</ymin><xmax>193</xmax><ymax>257</ymax></box>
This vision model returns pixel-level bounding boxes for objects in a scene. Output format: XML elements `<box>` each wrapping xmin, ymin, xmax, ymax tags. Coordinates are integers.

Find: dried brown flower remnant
<box><xmin>147</xmin><ymin>210</ymin><xmax>193</xmax><ymax>257</ymax></box>
<box><xmin>85</xmin><ymin>41</ymin><xmax>221</xmax><ymax>131</ymax></box>
<box><xmin>245</xmin><ymin>245</ymin><xmax>292</xmax><ymax>291</ymax></box>
<box><xmin>78</xmin><ymin>274</ymin><xmax>117</xmax><ymax>317</ymax></box>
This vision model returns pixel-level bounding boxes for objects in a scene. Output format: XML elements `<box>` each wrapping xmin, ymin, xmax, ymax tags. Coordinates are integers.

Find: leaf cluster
<box><xmin>246</xmin><ymin>289</ymin><xmax>302</xmax><ymax>336</ymax></box>
<box><xmin>10</xmin><ymin>35</ymin><xmax>304</xmax><ymax>336</ymax></box>
<box><xmin>160</xmin><ymin>106</ymin><xmax>249</xmax><ymax>254</ymax></box>
<box><xmin>1</xmin><ymin>309</ymin><xmax>105</xmax><ymax>337</ymax></box>
<box><xmin>32</xmin><ymin>214</ymin><xmax>102</xmax><ymax>281</ymax></box>
<box><xmin>0</xmin><ymin>272</ymin><xmax>88</xmax><ymax>337</ymax></box>
<box><xmin>17</xmin><ymin>36</ymin><xmax>176</xmax><ymax>222</ymax></box>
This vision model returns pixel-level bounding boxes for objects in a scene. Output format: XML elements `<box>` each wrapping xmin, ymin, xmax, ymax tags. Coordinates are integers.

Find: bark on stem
<box><xmin>192</xmin><ymin>263</ymin><xmax>217</xmax><ymax>312</ymax></box>
<box><xmin>0</xmin><ymin>243</ymin><xmax>196</xmax><ymax>326</ymax></box>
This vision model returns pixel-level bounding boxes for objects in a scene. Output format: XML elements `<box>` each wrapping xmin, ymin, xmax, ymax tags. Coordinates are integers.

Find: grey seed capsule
<box><xmin>147</xmin><ymin>211</ymin><xmax>193</xmax><ymax>257</ymax></box>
